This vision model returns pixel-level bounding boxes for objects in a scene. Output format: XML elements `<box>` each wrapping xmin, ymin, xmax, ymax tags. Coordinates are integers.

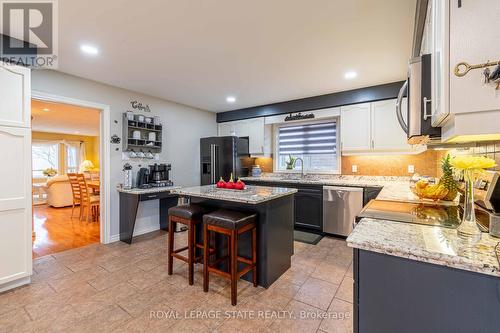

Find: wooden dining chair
<box><xmin>76</xmin><ymin>173</ymin><xmax>100</xmax><ymax>223</ymax></box>
<box><xmin>67</xmin><ymin>173</ymin><xmax>82</xmax><ymax>219</ymax></box>
<box><xmin>90</xmin><ymin>171</ymin><xmax>100</xmax><ymax>181</ymax></box>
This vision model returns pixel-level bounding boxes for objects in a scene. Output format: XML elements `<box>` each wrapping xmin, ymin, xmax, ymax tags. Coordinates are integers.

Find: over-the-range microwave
<box><xmin>396</xmin><ymin>53</ymin><xmax>441</xmax><ymax>145</ymax></box>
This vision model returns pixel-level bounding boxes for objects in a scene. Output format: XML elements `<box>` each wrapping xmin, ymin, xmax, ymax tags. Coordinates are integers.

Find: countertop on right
<box><xmin>347</xmin><ymin>217</ymin><xmax>500</xmax><ymax>278</ymax></box>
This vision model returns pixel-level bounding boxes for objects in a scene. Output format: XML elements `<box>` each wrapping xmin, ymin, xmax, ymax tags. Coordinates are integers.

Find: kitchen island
<box><xmin>171</xmin><ymin>185</ymin><xmax>297</xmax><ymax>288</ymax></box>
<box><xmin>347</xmin><ymin>218</ymin><xmax>500</xmax><ymax>333</ymax></box>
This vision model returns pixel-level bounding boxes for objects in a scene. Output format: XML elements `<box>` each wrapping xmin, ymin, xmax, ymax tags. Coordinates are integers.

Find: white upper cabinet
<box><xmin>341</xmin><ymin>99</ymin><xmax>413</xmax><ymax>154</ymax></box>
<box><xmin>429</xmin><ymin>0</ymin><xmax>500</xmax><ymax>130</ymax></box>
<box><xmin>217</xmin><ymin>118</ymin><xmax>268</xmax><ymax>155</ymax></box>
<box><xmin>430</xmin><ymin>0</ymin><xmax>450</xmax><ymax>126</ymax></box>
<box><xmin>449</xmin><ymin>0</ymin><xmax>500</xmax><ymax>115</ymax></box>
<box><xmin>217</xmin><ymin>122</ymin><xmax>233</xmax><ymax>136</ymax></box>
<box><xmin>340</xmin><ymin>103</ymin><xmax>371</xmax><ymax>151</ymax></box>
<box><xmin>0</xmin><ymin>62</ymin><xmax>31</xmax><ymax>128</ymax></box>
<box><xmin>371</xmin><ymin>99</ymin><xmax>410</xmax><ymax>150</ymax></box>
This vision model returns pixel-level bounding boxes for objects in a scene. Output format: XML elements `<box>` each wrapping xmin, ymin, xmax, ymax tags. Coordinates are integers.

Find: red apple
<box><xmin>226</xmin><ymin>173</ymin><xmax>235</xmax><ymax>189</ymax></box>
<box><xmin>234</xmin><ymin>178</ymin><xmax>245</xmax><ymax>190</ymax></box>
<box><xmin>216</xmin><ymin>177</ymin><xmax>226</xmax><ymax>188</ymax></box>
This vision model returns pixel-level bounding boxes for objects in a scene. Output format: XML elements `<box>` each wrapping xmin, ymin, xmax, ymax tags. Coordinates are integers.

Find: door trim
<box><xmin>31</xmin><ymin>90</ymin><xmax>112</xmax><ymax>244</ymax></box>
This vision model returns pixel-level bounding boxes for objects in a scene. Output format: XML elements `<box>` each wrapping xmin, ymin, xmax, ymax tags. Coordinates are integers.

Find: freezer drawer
<box><xmin>323</xmin><ymin>186</ymin><xmax>363</xmax><ymax>236</ymax></box>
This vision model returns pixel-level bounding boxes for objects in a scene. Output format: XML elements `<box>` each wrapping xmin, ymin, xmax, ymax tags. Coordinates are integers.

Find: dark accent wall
<box><xmin>216</xmin><ymin>81</ymin><xmax>406</xmax><ymax>123</ymax></box>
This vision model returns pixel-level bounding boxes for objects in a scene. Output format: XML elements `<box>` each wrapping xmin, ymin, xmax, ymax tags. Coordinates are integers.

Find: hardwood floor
<box><xmin>32</xmin><ymin>205</ymin><xmax>100</xmax><ymax>258</ymax></box>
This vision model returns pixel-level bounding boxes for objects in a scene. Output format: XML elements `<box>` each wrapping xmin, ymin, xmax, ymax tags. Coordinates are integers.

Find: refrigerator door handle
<box><xmin>210</xmin><ymin>144</ymin><xmax>215</xmax><ymax>184</ymax></box>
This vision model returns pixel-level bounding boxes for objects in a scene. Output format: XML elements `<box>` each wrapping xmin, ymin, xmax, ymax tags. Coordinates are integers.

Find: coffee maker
<box><xmin>148</xmin><ymin>163</ymin><xmax>173</xmax><ymax>187</ymax></box>
<box><xmin>136</xmin><ymin>167</ymin><xmax>150</xmax><ymax>189</ymax></box>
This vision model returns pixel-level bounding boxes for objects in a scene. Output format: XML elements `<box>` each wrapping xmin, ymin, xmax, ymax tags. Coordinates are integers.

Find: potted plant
<box><xmin>285</xmin><ymin>155</ymin><xmax>296</xmax><ymax>170</ymax></box>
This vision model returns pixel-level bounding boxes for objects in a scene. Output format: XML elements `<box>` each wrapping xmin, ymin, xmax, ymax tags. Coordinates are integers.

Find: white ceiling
<box><xmin>31</xmin><ymin>99</ymin><xmax>100</xmax><ymax>136</ymax></box>
<box><xmin>54</xmin><ymin>0</ymin><xmax>415</xmax><ymax>112</ymax></box>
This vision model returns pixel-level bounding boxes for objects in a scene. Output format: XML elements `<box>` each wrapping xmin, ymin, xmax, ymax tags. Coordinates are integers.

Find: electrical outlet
<box><xmin>408</xmin><ymin>165</ymin><xmax>415</xmax><ymax>173</ymax></box>
<box><xmin>352</xmin><ymin>165</ymin><xmax>358</xmax><ymax>173</ymax></box>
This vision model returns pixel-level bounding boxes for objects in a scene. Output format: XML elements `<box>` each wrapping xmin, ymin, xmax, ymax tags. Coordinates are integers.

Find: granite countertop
<box><xmin>347</xmin><ymin>217</ymin><xmax>500</xmax><ymax>278</ymax></box>
<box><xmin>116</xmin><ymin>185</ymin><xmax>181</xmax><ymax>195</ymax></box>
<box><xmin>171</xmin><ymin>185</ymin><xmax>297</xmax><ymax>204</ymax></box>
<box><xmin>241</xmin><ymin>173</ymin><xmax>457</xmax><ymax>205</ymax></box>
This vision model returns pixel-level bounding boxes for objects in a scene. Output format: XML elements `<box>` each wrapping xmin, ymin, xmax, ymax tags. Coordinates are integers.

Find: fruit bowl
<box><xmin>410</xmin><ymin>179</ymin><xmax>449</xmax><ymax>201</ymax></box>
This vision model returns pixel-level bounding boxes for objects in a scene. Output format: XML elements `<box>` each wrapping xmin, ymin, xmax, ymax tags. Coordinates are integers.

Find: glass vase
<box><xmin>457</xmin><ymin>170</ymin><xmax>482</xmax><ymax>242</ymax></box>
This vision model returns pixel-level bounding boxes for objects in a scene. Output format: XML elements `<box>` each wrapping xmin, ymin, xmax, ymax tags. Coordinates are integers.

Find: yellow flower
<box><xmin>451</xmin><ymin>155</ymin><xmax>496</xmax><ymax>171</ymax></box>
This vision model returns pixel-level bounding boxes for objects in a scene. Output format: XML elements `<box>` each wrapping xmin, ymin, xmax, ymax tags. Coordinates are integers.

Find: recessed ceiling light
<box><xmin>42</xmin><ymin>108</ymin><xmax>50</xmax><ymax>112</ymax></box>
<box><xmin>80</xmin><ymin>44</ymin><xmax>99</xmax><ymax>55</ymax></box>
<box><xmin>226</xmin><ymin>96</ymin><xmax>236</xmax><ymax>103</ymax></box>
<box><xmin>344</xmin><ymin>71</ymin><xmax>357</xmax><ymax>79</ymax></box>
<box><xmin>74</xmin><ymin>131</ymin><xmax>80</xmax><ymax>134</ymax></box>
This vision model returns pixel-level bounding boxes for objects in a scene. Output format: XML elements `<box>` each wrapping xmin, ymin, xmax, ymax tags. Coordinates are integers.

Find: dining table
<box><xmin>87</xmin><ymin>180</ymin><xmax>100</xmax><ymax>194</ymax></box>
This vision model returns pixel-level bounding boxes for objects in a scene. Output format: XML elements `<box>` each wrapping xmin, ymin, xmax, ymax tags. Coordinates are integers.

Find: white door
<box><xmin>0</xmin><ymin>126</ymin><xmax>32</xmax><ymax>288</ymax></box>
<box><xmin>371</xmin><ymin>99</ymin><xmax>410</xmax><ymax>150</ymax></box>
<box><xmin>340</xmin><ymin>103</ymin><xmax>371</xmax><ymax>151</ymax></box>
<box><xmin>0</xmin><ymin>62</ymin><xmax>31</xmax><ymax>128</ymax></box>
<box><xmin>449</xmin><ymin>0</ymin><xmax>500</xmax><ymax>114</ymax></box>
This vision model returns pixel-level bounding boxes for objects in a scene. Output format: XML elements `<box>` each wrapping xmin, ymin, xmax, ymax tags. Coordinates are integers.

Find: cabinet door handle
<box><xmin>371</xmin><ymin>140</ymin><xmax>374</xmax><ymax>149</ymax></box>
<box><xmin>423</xmin><ymin>97</ymin><xmax>432</xmax><ymax>121</ymax></box>
<box><xmin>148</xmin><ymin>195</ymin><xmax>157</xmax><ymax>199</ymax></box>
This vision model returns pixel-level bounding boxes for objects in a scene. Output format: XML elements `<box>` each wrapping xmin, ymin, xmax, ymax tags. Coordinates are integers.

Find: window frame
<box><xmin>273</xmin><ymin>117</ymin><xmax>341</xmax><ymax>174</ymax></box>
<box><xmin>32</xmin><ymin>141</ymin><xmax>61</xmax><ymax>179</ymax></box>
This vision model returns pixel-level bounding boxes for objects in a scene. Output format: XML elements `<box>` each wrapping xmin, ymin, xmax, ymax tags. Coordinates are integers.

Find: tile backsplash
<box><xmin>445</xmin><ymin>141</ymin><xmax>500</xmax><ymax>172</ymax></box>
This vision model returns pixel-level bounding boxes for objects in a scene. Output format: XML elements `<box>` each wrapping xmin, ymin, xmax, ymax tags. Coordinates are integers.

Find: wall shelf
<box><xmin>123</xmin><ymin>113</ymin><xmax>162</xmax><ymax>153</ymax></box>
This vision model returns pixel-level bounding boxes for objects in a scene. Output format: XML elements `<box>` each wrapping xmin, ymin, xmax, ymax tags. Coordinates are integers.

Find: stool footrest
<box><xmin>207</xmin><ymin>266</ymin><xmax>231</xmax><ymax>280</ymax></box>
<box><xmin>238</xmin><ymin>265</ymin><xmax>255</xmax><ymax>278</ymax></box>
<box><xmin>173</xmin><ymin>246</ymin><xmax>188</xmax><ymax>253</ymax></box>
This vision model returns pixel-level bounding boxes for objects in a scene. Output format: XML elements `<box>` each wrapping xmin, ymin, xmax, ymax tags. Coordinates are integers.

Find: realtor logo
<box><xmin>0</xmin><ymin>0</ymin><xmax>58</xmax><ymax>68</ymax></box>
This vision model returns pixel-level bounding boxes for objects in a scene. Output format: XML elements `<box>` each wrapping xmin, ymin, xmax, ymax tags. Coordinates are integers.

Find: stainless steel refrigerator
<box><xmin>200</xmin><ymin>136</ymin><xmax>249</xmax><ymax>185</ymax></box>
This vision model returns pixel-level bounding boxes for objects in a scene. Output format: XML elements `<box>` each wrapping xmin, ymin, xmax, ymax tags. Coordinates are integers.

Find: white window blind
<box><xmin>278</xmin><ymin>121</ymin><xmax>337</xmax><ymax>155</ymax></box>
<box><xmin>276</xmin><ymin>120</ymin><xmax>339</xmax><ymax>173</ymax></box>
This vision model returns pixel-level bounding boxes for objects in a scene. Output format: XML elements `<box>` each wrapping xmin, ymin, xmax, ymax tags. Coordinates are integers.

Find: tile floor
<box><xmin>1</xmin><ymin>230</ymin><xmax>353</xmax><ymax>333</ymax></box>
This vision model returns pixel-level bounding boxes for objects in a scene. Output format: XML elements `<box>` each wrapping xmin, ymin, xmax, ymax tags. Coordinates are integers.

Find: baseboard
<box><xmin>108</xmin><ymin>225</ymin><xmax>161</xmax><ymax>243</ymax></box>
<box><xmin>0</xmin><ymin>276</ymin><xmax>31</xmax><ymax>293</ymax></box>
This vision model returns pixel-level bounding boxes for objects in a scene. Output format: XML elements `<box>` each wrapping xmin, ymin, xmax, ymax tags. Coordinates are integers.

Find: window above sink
<box><xmin>273</xmin><ymin>118</ymin><xmax>340</xmax><ymax>174</ymax></box>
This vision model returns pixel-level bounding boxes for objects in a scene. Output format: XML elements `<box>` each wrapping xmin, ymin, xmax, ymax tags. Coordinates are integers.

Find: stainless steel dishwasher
<box><xmin>323</xmin><ymin>186</ymin><xmax>364</xmax><ymax>236</ymax></box>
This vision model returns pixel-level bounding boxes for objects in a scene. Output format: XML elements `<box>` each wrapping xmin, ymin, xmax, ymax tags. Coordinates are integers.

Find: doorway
<box><xmin>30</xmin><ymin>93</ymin><xmax>110</xmax><ymax>257</ymax></box>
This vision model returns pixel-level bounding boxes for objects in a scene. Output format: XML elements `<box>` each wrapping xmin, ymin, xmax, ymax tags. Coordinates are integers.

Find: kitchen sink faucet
<box><xmin>293</xmin><ymin>157</ymin><xmax>305</xmax><ymax>177</ymax></box>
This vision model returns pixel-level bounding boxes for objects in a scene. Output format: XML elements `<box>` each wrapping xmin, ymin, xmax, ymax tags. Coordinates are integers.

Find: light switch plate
<box><xmin>352</xmin><ymin>165</ymin><xmax>358</xmax><ymax>173</ymax></box>
<box><xmin>408</xmin><ymin>165</ymin><xmax>415</xmax><ymax>173</ymax></box>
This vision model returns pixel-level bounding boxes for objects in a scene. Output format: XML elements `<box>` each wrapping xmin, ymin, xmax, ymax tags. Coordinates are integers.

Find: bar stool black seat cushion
<box><xmin>168</xmin><ymin>204</ymin><xmax>208</xmax><ymax>220</ymax></box>
<box><xmin>203</xmin><ymin>209</ymin><xmax>256</xmax><ymax>230</ymax></box>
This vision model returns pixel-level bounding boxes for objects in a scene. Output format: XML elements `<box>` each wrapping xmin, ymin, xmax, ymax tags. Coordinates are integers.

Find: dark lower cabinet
<box><xmin>294</xmin><ymin>187</ymin><xmax>322</xmax><ymax>231</ymax></box>
<box><xmin>245</xmin><ymin>180</ymin><xmax>323</xmax><ymax>231</ymax></box>
<box><xmin>354</xmin><ymin>249</ymin><xmax>500</xmax><ymax>333</ymax></box>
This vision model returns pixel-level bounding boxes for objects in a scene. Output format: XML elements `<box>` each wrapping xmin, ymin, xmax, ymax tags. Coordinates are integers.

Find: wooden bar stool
<box><xmin>203</xmin><ymin>209</ymin><xmax>257</xmax><ymax>306</ymax></box>
<box><xmin>168</xmin><ymin>204</ymin><xmax>210</xmax><ymax>285</ymax></box>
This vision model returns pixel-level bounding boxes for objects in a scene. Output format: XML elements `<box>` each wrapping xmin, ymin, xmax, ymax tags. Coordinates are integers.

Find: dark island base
<box><xmin>190</xmin><ymin>195</ymin><xmax>294</xmax><ymax>288</ymax></box>
<box><xmin>354</xmin><ymin>249</ymin><xmax>500</xmax><ymax>333</ymax></box>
